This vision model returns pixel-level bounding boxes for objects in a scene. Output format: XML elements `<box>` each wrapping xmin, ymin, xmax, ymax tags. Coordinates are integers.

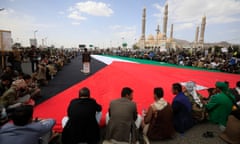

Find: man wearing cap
<box><xmin>0</xmin><ymin>79</ymin><xmax>31</xmax><ymax>109</ymax></box>
<box><xmin>205</xmin><ymin>81</ymin><xmax>236</xmax><ymax>130</ymax></box>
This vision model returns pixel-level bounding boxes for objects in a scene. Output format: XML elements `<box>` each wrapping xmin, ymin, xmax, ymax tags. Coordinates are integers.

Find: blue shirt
<box><xmin>0</xmin><ymin>119</ymin><xmax>55</xmax><ymax>144</ymax></box>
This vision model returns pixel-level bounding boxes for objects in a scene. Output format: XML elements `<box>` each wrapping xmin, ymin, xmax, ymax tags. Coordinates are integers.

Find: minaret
<box><xmin>170</xmin><ymin>24</ymin><xmax>173</xmax><ymax>40</ymax></box>
<box><xmin>156</xmin><ymin>24</ymin><xmax>160</xmax><ymax>35</ymax></box>
<box><xmin>199</xmin><ymin>15</ymin><xmax>206</xmax><ymax>44</ymax></box>
<box><xmin>140</xmin><ymin>7</ymin><xmax>146</xmax><ymax>42</ymax></box>
<box><xmin>140</xmin><ymin>8</ymin><xmax>146</xmax><ymax>48</ymax></box>
<box><xmin>162</xmin><ymin>3</ymin><xmax>168</xmax><ymax>40</ymax></box>
<box><xmin>195</xmin><ymin>26</ymin><xmax>199</xmax><ymax>44</ymax></box>
<box><xmin>155</xmin><ymin>24</ymin><xmax>160</xmax><ymax>47</ymax></box>
<box><xmin>156</xmin><ymin>24</ymin><xmax>160</xmax><ymax>40</ymax></box>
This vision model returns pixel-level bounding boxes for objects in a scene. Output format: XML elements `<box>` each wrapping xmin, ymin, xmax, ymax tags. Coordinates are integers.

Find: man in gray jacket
<box><xmin>105</xmin><ymin>87</ymin><xmax>140</xmax><ymax>143</ymax></box>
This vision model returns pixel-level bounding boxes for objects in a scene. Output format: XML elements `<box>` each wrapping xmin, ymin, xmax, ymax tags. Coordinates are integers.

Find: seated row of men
<box><xmin>0</xmin><ymin>81</ymin><xmax>240</xmax><ymax>144</ymax></box>
<box><xmin>60</xmin><ymin>81</ymin><xmax>240</xmax><ymax>144</ymax></box>
<box><xmin>0</xmin><ymin>75</ymin><xmax>40</xmax><ymax>108</ymax></box>
<box><xmin>0</xmin><ymin>52</ymin><xmax>74</xmax><ymax>110</ymax></box>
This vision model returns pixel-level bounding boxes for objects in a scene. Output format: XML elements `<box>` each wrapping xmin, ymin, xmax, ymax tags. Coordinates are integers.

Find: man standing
<box><xmin>61</xmin><ymin>87</ymin><xmax>102</xmax><ymax>144</ymax></box>
<box><xmin>105</xmin><ymin>87</ymin><xmax>139</xmax><ymax>143</ymax></box>
<box><xmin>81</xmin><ymin>48</ymin><xmax>91</xmax><ymax>74</ymax></box>
<box><xmin>29</xmin><ymin>45</ymin><xmax>41</xmax><ymax>73</ymax></box>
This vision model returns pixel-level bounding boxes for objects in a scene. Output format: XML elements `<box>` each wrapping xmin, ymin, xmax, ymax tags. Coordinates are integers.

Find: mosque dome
<box><xmin>146</xmin><ymin>34</ymin><xmax>155</xmax><ymax>45</ymax></box>
<box><xmin>147</xmin><ymin>34</ymin><xmax>154</xmax><ymax>41</ymax></box>
<box><xmin>156</xmin><ymin>33</ymin><xmax>163</xmax><ymax>40</ymax></box>
<box><xmin>167</xmin><ymin>38</ymin><xmax>172</xmax><ymax>42</ymax></box>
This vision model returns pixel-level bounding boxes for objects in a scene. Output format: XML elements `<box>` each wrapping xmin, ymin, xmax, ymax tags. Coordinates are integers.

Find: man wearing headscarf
<box><xmin>231</xmin><ymin>81</ymin><xmax>240</xmax><ymax>107</ymax></box>
<box><xmin>0</xmin><ymin>79</ymin><xmax>31</xmax><ymax>109</ymax></box>
<box><xmin>184</xmin><ymin>81</ymin><xmax>205</xmax><ymax>122</ymax></box>
<box><xmin>205</xmin><ymin>81</ymin><xmax>236</xmax><ymax>130</ymax></box>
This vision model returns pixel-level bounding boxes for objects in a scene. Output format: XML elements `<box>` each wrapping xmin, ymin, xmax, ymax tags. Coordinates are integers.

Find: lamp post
<box><xmin>34</xmin><ymin>30</ymin><xmax>38</xmax><ymax>39</ymax></box>
<box><xmin>44</xmin><ymin>37</ymin><xmax>48</xmax><ymax>47</ymax></box>
<box><xmin>121</xmin><ymin>37</ymin><xmax>124</xmax><ymax>49</ymax></box>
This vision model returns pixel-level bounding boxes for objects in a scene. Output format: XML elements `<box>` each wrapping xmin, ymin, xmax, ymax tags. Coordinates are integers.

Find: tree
<box><xmin>232</xmin><ymin>45</ymin><xmax>239</xmax><ymax>52</ymax></box>
<box><xmin>122</xmin><ymin>43</ymin><xmax>127</xmax><ymax>48</ymax></box>
<box><xmin>214</xmin><ymin>45</ymin><xmax>222</xmax><ymax>54</ymax></box>
<box><xmin>133</xmin><ymin>44</ymin><xmax>139</xmax><ymax>49</ymax></box>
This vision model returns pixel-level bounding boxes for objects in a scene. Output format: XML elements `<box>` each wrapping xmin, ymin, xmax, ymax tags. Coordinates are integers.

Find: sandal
<box><xmin>202</xmin><ymin>131</ymin><xmax>214</xmax><ymax>138</ymax></box>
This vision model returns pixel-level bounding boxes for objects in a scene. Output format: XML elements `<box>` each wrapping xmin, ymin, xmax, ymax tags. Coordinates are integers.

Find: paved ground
<box><xmin>22</xmin><ymin>56</ymin><xmax>106</xmax><ymax>104</ymax></box>
<box><xmin>100</xmin><ymin>122</ymin><xmax>227</xmax><ymax>144</ymax></box>
<box><xmin>21</xmin><ymin>56</ymin><xmax>227</xmax><ymax>144</ymax></box>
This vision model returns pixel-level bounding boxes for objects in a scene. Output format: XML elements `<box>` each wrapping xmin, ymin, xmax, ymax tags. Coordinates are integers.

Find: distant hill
<box><xmin>173</xmin><ymin>38</ymin><xmax>192</xmax><ymax>48</ymax></box>
<box><xmin>173</xmin><ymin>38</ymin><xmax>234</xmax><ymax>48</ymax></box>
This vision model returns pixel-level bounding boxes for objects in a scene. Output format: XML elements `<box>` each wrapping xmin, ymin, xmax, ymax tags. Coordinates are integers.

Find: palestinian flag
<box><xmin>34</xmin><ymin>55</ymin><xmax>240</xmax><ymax>132</ymax></box>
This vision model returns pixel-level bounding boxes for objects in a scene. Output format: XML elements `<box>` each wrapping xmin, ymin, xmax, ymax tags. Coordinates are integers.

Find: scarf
<box><xmin>151</xmin><ymin>98</ymin><xmax>168</xmax><ymax>111</ymax></box>
<box><xmin>189</xmin><ymin>88</ymin><xmax>203</xmax><ymax>108</ymax></box>
<box><xmin>185</xmin><ymin>81</ymin><xmax>203</xmax><ymax>107</ymax></box>
<box><xmin>236</xmin><ymin>87</ymin><xmax>240</xmax><ymax>95</ymax></box>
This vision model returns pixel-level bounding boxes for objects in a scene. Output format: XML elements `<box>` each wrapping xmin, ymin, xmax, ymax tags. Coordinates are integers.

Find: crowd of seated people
<box><xmin>0</xmin><ymin>47</ymin><xmax>79</xmax><ymax>126</ymax></box>
<box><xmin>1</xmin><ymin>46</ymin><xmax>240</xmax><ymax>143</ymax></box>
<box><xmin>1</xmin><ymin>75</ymin><xmax>239</xmax><ymax>144</ymax></box>
<box><xmin>99</xmin><ymin>48</ymin><xmax>240</xmax><ymax>74</ymax></box>
<box><xmin>0</xmin><ymin>46</ymin><xmax>79</xmax><ymax>144</ymax></box>
<box><xmin>103</xmin><ymin>82</ymin><xmax>240</xmax><ymax>144</ymax></box>
<box><xmin>27</xmin><ymin>46</ymin><xmax>78</xmax><ymax>86</ymax></box>
<box><xmin>58</xmin><ymin>81</ymin><xmax>239</xmax><ymax>144</ymax></box>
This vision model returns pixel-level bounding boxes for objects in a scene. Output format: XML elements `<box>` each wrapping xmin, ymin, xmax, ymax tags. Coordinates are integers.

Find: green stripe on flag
<box><xmin>102</xmin><ymin>55</ymin><xmax>223</xmax><ymax>72</ymax></box>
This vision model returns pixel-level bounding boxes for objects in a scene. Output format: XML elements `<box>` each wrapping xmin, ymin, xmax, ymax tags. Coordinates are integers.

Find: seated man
<box><xmin>105</xmin><ymin>87</ymin><xmax>141</xmax><ymax>144</ymax></box>
<box><xmin>183</xmin><ymin>81</ymin><xmax>206</xmax><ymax>122</ymax></box>
<box><xmin>23</xmin><ymin>74</ymin><xmax>41</xmax><ymax>100</ymax></box>
<box><xmin>0</xmin><ymin>105</ymin><xmax>56</xmax><ymax>144</ymax></box>
<box><xmin>0</xmin><ymin>105</ymin><xmax>8</xmax><ymax>126</ymax></box>
<box><xmin>219</xmin><ymin>109</ymin><xmax>240</xmax><ymax>144</ymax></box>
<box><xmin>172</xmin><ymin>83</ymin><xmax>195</xmax><ymax>134</ymax></box>
<box><xmin>61</xmin><ymin>87</ymin><xmax>102</xmax><ymax>144</ymax></box>
<box><xmin>231</xmin><ymin>81</ymin><xmax>240</xmax><ymax>107</ymax></box>
<box><xmin>0</xmin><ymin>74</ymin><xmax>12</xmax><ymax>97</ymax></box>
<box><xmin>0</xmin><ymin>79</ymin><xmax>33</xmax><ymax>109</ymax></box>
<box><xmin>142</xmin><ymin>87</ymin><xmax>175</xmax><ymax>141</ymax></box>
<box><xmin>205</xmin><ymin>81</ymin><xmax>235</xmax><ymax>131</ymax></box>
<box><xmin>32</xmin><ymin>63</ymin><xmax>48</xmax><ymax>86</ymax></box>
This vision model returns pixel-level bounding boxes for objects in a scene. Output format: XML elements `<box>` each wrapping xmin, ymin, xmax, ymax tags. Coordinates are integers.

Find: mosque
<box><xmin>136</xmin><ymin>3</ymin><xmax>206</xmax><ymax>52</ymax></box>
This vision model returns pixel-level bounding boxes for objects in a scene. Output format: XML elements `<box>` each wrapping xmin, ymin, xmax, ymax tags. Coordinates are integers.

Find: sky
<box><xmin>0</xmin><ymin>0</ymin><xmax>240</xmax><ymax>48</ymax></box>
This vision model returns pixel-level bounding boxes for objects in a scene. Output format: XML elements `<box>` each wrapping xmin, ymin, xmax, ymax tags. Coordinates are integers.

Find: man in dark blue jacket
<box><xmin>172</xmin><ymin>83</ymin><xmax>195</xmax><ymax>134</ymax></box>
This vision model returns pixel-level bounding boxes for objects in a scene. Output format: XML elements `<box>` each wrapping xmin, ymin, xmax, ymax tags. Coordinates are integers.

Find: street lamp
<box><xmin>34</xmin><ymin>30</ymin><xmax>38</xmax><ymax>39</ymax></box>
<box><xmin>121</xmin><ymin>37</ymin><xmax>124</xmax><ymax>49</ymax></box>
<box><xmin>45</xmin><ymin>37</ymin><xmax>48</xmax><ymax>47</ymax></box>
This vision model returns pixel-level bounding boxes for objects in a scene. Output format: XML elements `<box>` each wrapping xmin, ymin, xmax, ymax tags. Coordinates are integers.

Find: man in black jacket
<box><xmin>61</xmin><ymin>87</ymin><xmax>102</xmax><ymax>144</ymax></box>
